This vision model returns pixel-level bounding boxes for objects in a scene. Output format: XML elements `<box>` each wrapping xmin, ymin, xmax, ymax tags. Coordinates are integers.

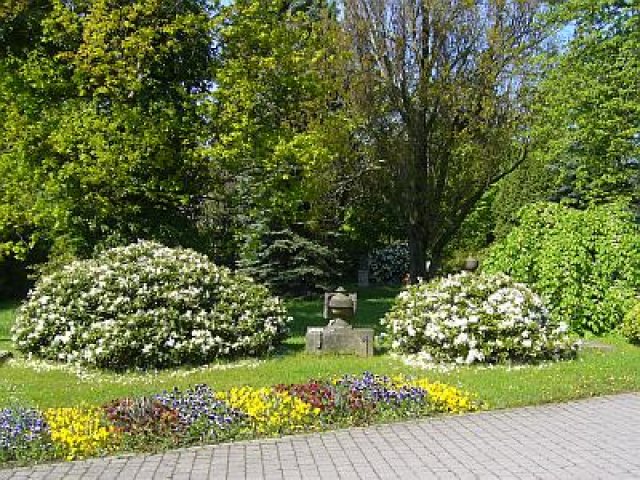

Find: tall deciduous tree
<box><xmin>0</xmin><ymin>0</ymin><xmax>214</xmax><ymax>261</ymax></box>
<box><xmin>204</xmin><ymin>0</ymin><xmax>341</xmax><ymax>263</ymax></box>
<box><xmin>342</xmin><ymin>0</ymin><xmax>546</xmax><ymax>279</ymax></box>
<box><xmin>493</xmin><ymin>0</ymin><xmax>639</xmax><ymax>236</ymax></box>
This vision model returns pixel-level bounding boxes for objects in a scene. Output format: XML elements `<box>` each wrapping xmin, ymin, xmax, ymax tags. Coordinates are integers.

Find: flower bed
<box><xmin>0</xmin><ymin>373</ymin><xmax>478</xmax><ymax>464</ymax></box>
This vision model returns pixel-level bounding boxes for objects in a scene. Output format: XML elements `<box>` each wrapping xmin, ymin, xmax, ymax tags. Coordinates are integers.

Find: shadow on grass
<box><xmin>281</xmin><ymin>336</ymin><xmax>391</xmax><ymax>356</ymax></box>
<box><xmin>0</xmin><ymin>300</ymin><xmax>19</xmax><ymax>346</ymax></box>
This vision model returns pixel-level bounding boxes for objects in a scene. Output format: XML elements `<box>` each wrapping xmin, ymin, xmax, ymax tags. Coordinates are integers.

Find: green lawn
<box><xmin>0</xmin><ymin>300</ymin><xmax>18</xmax><ymax>352</ymax></box>
<box><xmin>0</xmin><ymin>290</ymin><xmax>639</xmax><ymax>410</ymax></box>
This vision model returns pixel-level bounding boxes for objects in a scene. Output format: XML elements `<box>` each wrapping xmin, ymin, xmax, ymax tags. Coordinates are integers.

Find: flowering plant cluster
<box><xmin>382</xmin><ymin>272</ymin><xmax>577</xmax><ymax>365</ymax></box>
<box><xmin>328</xmin><ymin>372</ymin><xmax>475</xmax><ymax>423</ymax></box>
<box><xmin>153</xmin><ymin>385</ymin><xmax>246</xmax><ymax>443</ymax></box>
<box><xmin>216</xmin><ymin>386</ymin><xmax>319</xmax><ymax>435</ymax></box>
<box><xmin>12</xmin><ymin>240</ymin><xmax>291</xmax><ymax>369</ymax></box>
<box><xmin>1</xmin><ymin>406</ymin><xmax>119</xmax><ymax>463</ymax></box>
<box><xmin>0</xmin><ymin>408</ymin><xmax>49</xmax><ymax>463</ymax></box>
<box><xmin>103</xmin><ymin>397</ymin><xmax>180</xmax><ymax>437</ymax></box>
<box><xmin>0</xmin><ymin>374</ymin><xmax>478</xmax><ymax>464</ymax></box>
<box><xmin>369</xmin><ymin>241</ymin><xmax>410</xmax><ymax>284</ymax></box>
<box><xmin>44</xmin><ymin>407</ymin><xmax>117</xmax><ymax>461</ymax></box>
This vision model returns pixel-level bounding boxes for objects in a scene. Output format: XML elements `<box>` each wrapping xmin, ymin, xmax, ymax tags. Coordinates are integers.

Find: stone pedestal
<box><xmin>305</xmin><ymin>325</ymin><xmax>374</xmax><ymax>357</ymax></box>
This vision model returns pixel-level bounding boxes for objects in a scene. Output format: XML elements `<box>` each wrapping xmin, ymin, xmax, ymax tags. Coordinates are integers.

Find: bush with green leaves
<box><xmin>369</xmin><ymin>241</ymin><xmax>410</xmax><ymax>284</ymax></box>
<box><xmin>483</xmin><ymin>202</ymin><xmax>640</xmax><ymax>334</ymax></box>
<box><xmin>12</xmin><ymin>241</ymin><xmax>291</xmax><ymax>369</ymax></box>
<box><xmin>382</xmin><ymin>272</ymin><xmax>576</xmax><ymax>364</ymax></box>
<box><xmin>621</xmin><ymin>303</ymin><xmax>640</xmax><ymax>345</ymax></box>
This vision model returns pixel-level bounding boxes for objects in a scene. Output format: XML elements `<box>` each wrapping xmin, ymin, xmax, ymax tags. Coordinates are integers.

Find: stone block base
<box><xmin>305</xmin><ymin>326</ymin><xmax>374</xmax><ymax>357</ymax></box>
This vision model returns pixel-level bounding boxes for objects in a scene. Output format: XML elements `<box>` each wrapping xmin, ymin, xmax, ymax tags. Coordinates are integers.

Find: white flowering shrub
<box><xmin>382</xmin><ymin>272</ymin><xmax>576</xmax><ymax>364</ymax></box>
<box><xmin>12</xmin><ymin>241</ymin><xmax>291</xmax><ymax>369</ymax></box>
<box><xmin>369</xmin><ymin>242</ymin><xmax>409</xmax><ymax>284</ymax></box>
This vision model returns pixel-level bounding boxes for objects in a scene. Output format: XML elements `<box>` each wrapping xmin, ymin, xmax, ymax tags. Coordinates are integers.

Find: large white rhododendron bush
<box><xmin>13</xmin><ymin>241</ymin><xmax>290</xmax><ymax>369</ymax></box>
<box><xmin>382</xmin><ymin>272</ymin><xmax>576</xmax><ymax>365</ymax></box>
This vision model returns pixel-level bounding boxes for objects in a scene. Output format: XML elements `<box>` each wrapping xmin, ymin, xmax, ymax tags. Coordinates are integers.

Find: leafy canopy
<box><xmin>0</xmin><ymin>0</ymin><xmax>214</xmax><ymax>261</ymax></box>
<box><xmin>492</xmin><ymin>0</ymin><xmax>640</xmax><ymax>237</ymax></box>
<box><xmin>484</xmin><ymin>202</ymin><xmax>640</xmax><ymax>334</ymax></box>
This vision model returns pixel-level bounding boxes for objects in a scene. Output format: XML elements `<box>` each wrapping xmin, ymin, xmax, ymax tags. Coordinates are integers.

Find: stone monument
<box><xmin>305</xmin><ymin>287</ymin><xmax>374</xmax><ymax>357</ymax></box>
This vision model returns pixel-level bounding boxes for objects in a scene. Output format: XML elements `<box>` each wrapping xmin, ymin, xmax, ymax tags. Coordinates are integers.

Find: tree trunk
<box><xmin>407</xmin><ymin>226</ymin><xmax>426</xmax><ymax>282</ymax></box>
<box><xmin>426</xmin><ymin>245</ymin><xmax>444</xmax><ymax>280</ymax></box>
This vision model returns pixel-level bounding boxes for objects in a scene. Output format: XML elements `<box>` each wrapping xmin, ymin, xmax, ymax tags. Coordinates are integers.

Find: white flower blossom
<box><xmin>382</xmin><ymin>271</ymin><xmax>576</xmax><ymax>366</ymax></box>
<box><xmin>12</xmin><ymin>240</ymin><xmax>290</xmax><ymax>370</ymax></box>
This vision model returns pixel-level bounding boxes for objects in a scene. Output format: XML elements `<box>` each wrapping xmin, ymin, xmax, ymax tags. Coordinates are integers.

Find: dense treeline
<box><xmin>0</xmin><ymin>0</ymin><xmax>637</xmax><ymax>297</ymax></box>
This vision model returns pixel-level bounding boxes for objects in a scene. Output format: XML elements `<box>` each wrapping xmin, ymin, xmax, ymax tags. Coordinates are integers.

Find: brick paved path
<box><xmin>1</xmin><ymin>393</ymin><xmax>638</xmax><ymax>479</ymax></box>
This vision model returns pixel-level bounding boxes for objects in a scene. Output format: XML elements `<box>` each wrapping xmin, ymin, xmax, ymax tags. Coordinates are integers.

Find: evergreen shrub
<box><xmin>237</xmin><ymin>229</ymin><xmax>339</xmax><ymax>297</ymax></box>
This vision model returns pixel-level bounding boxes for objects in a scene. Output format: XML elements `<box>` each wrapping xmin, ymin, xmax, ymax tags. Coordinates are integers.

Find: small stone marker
<box><xmin>462</xmin><ymin>257</ymin><xmax>479</xmax><ymax>272</ymax></box>
<box><xmin>357</xmin><ymin>269</ymin><xmax>369</xmax><ymax>287</ymax></box>
<box><xmin>581</xmin><ymin>340</ymin><xmax>615</xmax><ymax>352</ymax></box>
<box><xmin>357</xmin><ymin>255</ymin><xmax>369</xmax><ymax>287</ymax></box>
<box><xmin>306</xmin><ymin>287</ymin><xmax>374</xmax><ymax>357</ymax></box>
<box><xmin>0</xmin><ymin>350</ymin><xmax>13</xmax><ymax>364</ymax></box>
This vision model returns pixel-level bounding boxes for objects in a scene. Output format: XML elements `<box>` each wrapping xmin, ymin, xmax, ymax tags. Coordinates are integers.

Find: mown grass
<box><xmin>0</xmin><ymin>289</ymin><xmax>638</xmax><ymax>410</ymax></box>
<box><xmin>0</xmin><ymin>300</ymin><xmax>18</xmax><ymax>352</ymax></box>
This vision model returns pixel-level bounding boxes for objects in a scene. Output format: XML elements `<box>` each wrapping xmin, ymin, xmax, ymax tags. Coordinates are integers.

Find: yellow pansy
<box><xmin>44</xmin><ymin>407</ymin><xmax>119</xmax><ymax>461</ymax></box>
